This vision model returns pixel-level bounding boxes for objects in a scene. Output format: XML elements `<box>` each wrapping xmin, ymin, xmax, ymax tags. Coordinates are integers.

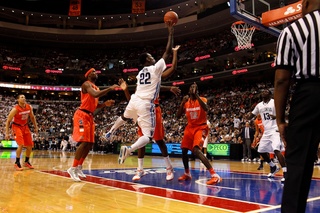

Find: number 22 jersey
<box><xmin>135</xmin><ymin>58</ymin><xmax>166</xmax><ymax>101</ymax></box>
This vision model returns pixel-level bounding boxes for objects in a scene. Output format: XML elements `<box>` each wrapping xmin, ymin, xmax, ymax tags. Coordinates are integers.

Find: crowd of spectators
<box><xmin>0</xmin><ymin>79</ymin><xmax>276</xmax><ymax>154</ymax></box>
<box><xmin>0</xmin><ymin>27</ymin><xmax>277</xmax><ymax>86</ymax></box>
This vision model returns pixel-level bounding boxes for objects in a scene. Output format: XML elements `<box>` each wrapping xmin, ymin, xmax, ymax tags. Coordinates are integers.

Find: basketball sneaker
<box><xmin>24</xmin><ymin>161</ymin><xmax>34</xmax><ymax>169</ymax></box>
<box><xmin>207</xmin><ymin>173</ymin><xmax>222</xmax><ymax>185</ymax></box>
<box><xmin>105</xmin><ymin>131</ymin><xmax>112</xmax><ymax>140</ymax></box>
<box><xmin>67</xmin><ymin>167</ymin><xmax>81</xmax><ymax>182</ymax></box>
<box><xmin>257</xmin><ymin>165</ymin><xmax>264</xmax><ymax>170</ymax></box>
<box><xmin>14</xmin><ymin>163</ymin><xmax>23</xmax><ymax>171</ymax></box>
<box><xmin>132</xmin><ymin>169</ymin><xmax>145</xmax><ymax>181</ymax></box>
<box><xmin>267</xmin><ymin>165</ymin><xmax>280</xmax><ymax>178</ymax></box>
<box><xmin>118</xmin><ymin>146</ymin><xmax>130</xmax><ymax>164</ymax></box>
<box><xmin>178</xmin><ymin>173</ymin><xmax>192</xmax><ymax>181</ymax></box>
<box><xmin>77</xmin><ymin>165</ymin><xmax>86</xmax><ymax>178</ymax></box>
<box><xmin>166</xmin><ymin>167</ymin><xmax>174</xmax><ymax>181</ymax></box>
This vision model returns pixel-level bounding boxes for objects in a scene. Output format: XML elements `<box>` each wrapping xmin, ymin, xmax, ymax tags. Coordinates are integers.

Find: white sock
<box><xmin>163</xmin><ymin>156</ymin><xmax>172</xmax><ymax>169</ymax></box>
<box><xmin>109</xmin><ymin>116</ymin><xmax>125</xmax><ymax>133</ymax></box>
<box><xmin>138</xmin><ymin>158</ymin><xmax>144</xmax><ymax>170</ymax></box>
<box><xmin>130</xmin><ymin>136</ymin><xmax>150</xmax><ymax>152</ymax></box>
<box><xmin>282</xmin><ymin>167</ymin><xmax>287</xmax><ymax>173</ymax></box>
<box><xmin>269</xmin><ymin>161</ymin><xmax>275</xmax><ymax>167</ymax></box>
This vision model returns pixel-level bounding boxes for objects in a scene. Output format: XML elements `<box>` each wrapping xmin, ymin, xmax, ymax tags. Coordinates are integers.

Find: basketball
<box><xmin>164</xmin><ymin>11</ymin><xmax>178</xmax><ymax>25</ymax></box>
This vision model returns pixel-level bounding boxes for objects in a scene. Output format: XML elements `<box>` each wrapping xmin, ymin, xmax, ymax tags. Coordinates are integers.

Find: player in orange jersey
<box><xmin>5</xmin><ymin>94</ymin><xmax>38</xmax><ymax>171</ymax></box>
<box><xmin>176</xmin><ymin>83</ymin><xmax>221</xmax><ymax>185</ymax></box>
<box><xmin>67</xmin><ymin>68</ymin><xmax>119</xmax><ymax>182</ymax></box>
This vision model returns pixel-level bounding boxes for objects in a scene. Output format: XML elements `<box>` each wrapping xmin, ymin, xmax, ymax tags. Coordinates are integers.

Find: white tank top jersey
<box><xmin>135</xmin><ymin>58</ymin><xmax>166</xmax><ymax>101</ymax></box>
<box><xmin>251</xmin><ymin>98</ymin><xmax>278</xmax><ymax>134</ymax></box>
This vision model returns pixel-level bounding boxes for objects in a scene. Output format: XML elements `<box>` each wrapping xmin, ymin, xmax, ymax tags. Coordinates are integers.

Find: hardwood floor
<box><xmin>1</xmin><ymin>149</ymin><xmax>320</xmax><ymax>212</ymax></box>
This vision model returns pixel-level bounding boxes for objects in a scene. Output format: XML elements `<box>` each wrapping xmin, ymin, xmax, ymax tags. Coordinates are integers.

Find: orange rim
<box><xmin>231</xmin><ymin>21</ymin><xmax>256</xmax><ymax>30</ymax></box>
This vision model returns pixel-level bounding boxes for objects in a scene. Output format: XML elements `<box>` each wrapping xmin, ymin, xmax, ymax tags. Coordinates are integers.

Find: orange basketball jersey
<box><xmin>79</xmin><ymin>81</ymin><xmax>100</xmax><ymax>113</ymax></box>
<box><xmin>13</xmin><ymin>104</ymin><xmax>32</xmax><ymax>126</ymax></box>
<box><xmin>184</xmin><ymin>97</ymin><xmax>207</xmax><ymax>126</ymax></box>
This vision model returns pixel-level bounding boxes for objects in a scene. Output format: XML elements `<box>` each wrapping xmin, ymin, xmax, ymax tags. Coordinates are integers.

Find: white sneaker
<box><xmin>77</xmin><ymin>165</ymin><xmax>86</xmax><ymax>178</ymax></box>
<box><xmin>67</xmin><ymin>167</ymin><xmax>81</xmax><ymax>182</ymax></box>
<box><xmin>132</xmin><ymin>169</ymin><xmax>145</xmax><ymax>181</ymax></box>
<box><xmin>166</xmin><ymin>167</ymin><xmax>174</xmax><ymax>181</ymax></box>
<box><xmin>105</xmin><ymin>131</ymin><xmax>112</xmax><ymax>140</ymax></box>
<box><xmin>118</xmin><ymin>146</ymin><xmax>130</xmax><ymax>164</ymax></box>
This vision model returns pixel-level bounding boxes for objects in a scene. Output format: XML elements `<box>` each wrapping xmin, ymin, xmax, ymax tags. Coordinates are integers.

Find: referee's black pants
<box><xmin>281</xmin><ymin>82</ymin><xmax>320</xmax><ymax>213</ymax></box>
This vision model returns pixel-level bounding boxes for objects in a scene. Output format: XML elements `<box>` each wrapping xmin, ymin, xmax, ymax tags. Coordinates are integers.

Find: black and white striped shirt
<box><xmin>275</xmin><ymin>9</ymin><xmax>320</xmax><ymax>80</ymax></box>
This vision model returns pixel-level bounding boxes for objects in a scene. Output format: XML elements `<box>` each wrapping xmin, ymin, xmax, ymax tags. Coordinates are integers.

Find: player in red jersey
<box><xmin>177</xmin><ymin>83</ymin><xmax>221</xmax><ymax>185</ymax></box>
<box><xmin>5</xmin><ymin>94</ymin><xmax>38</xmax><ymax>171</ymax></box>
<box><xmin>67</xmin><ymin>68</ymin><xmax>119</xmax><ymax>182</ymax></box>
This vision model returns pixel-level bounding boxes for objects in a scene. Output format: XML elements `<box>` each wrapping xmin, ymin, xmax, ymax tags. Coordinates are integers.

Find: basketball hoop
<box><xmin>231</xmin><ymin>21</ymin><xmax>256</xmax><ymax>51</ymax></box>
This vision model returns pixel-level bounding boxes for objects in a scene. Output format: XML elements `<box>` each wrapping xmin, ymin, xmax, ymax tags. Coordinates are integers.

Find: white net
<box><xmin>231</xmin><ymin>21</ymin><xmax>255</xmax><ymax>51</ymax></box>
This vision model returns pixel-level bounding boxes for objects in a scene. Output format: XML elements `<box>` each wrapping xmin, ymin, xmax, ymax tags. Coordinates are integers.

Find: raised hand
<box><xmin>182</xmin><ymin>95</ymin><xmax>189</xmax><ymax>104</ymax></box>
<box><xmin>190</xmin><ymin>82</ymin><xmax>197</xmax><ymax>95</ymax></box>
<box><xmin>166</xmin><ymin>22</ymin><xmax>174</xmax><ymax>34</ymax></box>
<box><xmin>170</xmin><ymin>86</ymin><xmax>181</xmax><ymax>96</ymax></box>
<box><xmin>119</xmin><ymin>78</ymin><xmax>128</xmax><ymax>91</ymax></box>
<box><xmin>172</xmin><ymin>45</ymin><xmax>180</xmax><ymax>51</ymax></box>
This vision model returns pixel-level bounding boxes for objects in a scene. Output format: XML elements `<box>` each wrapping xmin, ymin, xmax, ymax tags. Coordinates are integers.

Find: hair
<box><xmin>139</xmin><ymin>53</ymin><xmax>148</xmax><ymax>65</ymax></box>
<box><xmin>16</xmin><ymin>94</ymin><xmax>23</xmax><ymax>99</ymax></box>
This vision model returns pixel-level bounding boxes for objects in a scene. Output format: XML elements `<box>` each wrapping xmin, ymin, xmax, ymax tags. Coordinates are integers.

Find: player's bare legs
<box><xmin>155</xmin><ymin>139</ymin><xmax>174</xmax><ymax>180</ymax></box>
<box><xmin>132</xmin><ymin>147</ymin><xmax>146</xmax><ymax>181</ymax></box>
<box><xmin>14</xmin><ymin>145</ymin><xmax>24</xmax><ymax>171</ymax></box>
<box><xmin>132</xmin><ymin>140</ymin><xmax>173</xmax><ymax>181</ymax></box>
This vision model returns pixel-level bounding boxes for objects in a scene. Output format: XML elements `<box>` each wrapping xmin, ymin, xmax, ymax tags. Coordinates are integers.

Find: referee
<box><xmin>274</xmin><ymin>0</ymin><xmax>320</xmax><ymax>212</ymax></box>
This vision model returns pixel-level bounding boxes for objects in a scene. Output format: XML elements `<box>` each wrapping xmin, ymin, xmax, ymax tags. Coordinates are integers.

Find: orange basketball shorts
<box><xmin>181</xmin><ymin>124</ymin><xmax>208</xmax><ymax>151</ymax></box>
<box><xmin>12</xmin><ymin>124</ymin><xmax>33</xmax><ymax>147</ymax></box>
<box><xmin>73</xmin><ymin>109</ymin><xmax>95</xmax><ymax>143</ymax></box>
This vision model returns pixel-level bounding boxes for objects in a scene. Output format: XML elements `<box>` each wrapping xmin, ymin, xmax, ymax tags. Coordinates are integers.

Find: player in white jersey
<box><xmin>106</xmin><ymin>23</ymin><xmax>175</xmax><ymax>164</ymax></box>
<box><xmin>248</xmin><ymin>89</ymin><xmax>287</xmax><ymax>182</ymax></box>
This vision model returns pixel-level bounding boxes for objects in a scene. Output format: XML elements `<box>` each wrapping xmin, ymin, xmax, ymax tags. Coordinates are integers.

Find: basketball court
<box><xmin>0</xmin><ymin>1</ymin><xmax>313</xmax><ymax>212</ymax></box>
<box><xmin>1</xmin><ymin>149</ymin><xmax>320</xmax><ymax>212</ymax></box>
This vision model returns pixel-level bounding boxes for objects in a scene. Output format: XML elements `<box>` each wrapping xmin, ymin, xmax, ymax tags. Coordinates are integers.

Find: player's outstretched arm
<box><xmin>161</xmin><ymin>23</ymin><xmax>174</xmax><ymax>61</ymax></box>
<box><xmin>162</xmin><ymin>45</ymin><xmax>180</xmax><ymax>80</ymax></box>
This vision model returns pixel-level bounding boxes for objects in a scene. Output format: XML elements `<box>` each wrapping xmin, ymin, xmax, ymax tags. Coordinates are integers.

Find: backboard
<box><xmin>230</xmin><ymin>0</ymin><xmax>302</xmax><ymax>37</ymax></box>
